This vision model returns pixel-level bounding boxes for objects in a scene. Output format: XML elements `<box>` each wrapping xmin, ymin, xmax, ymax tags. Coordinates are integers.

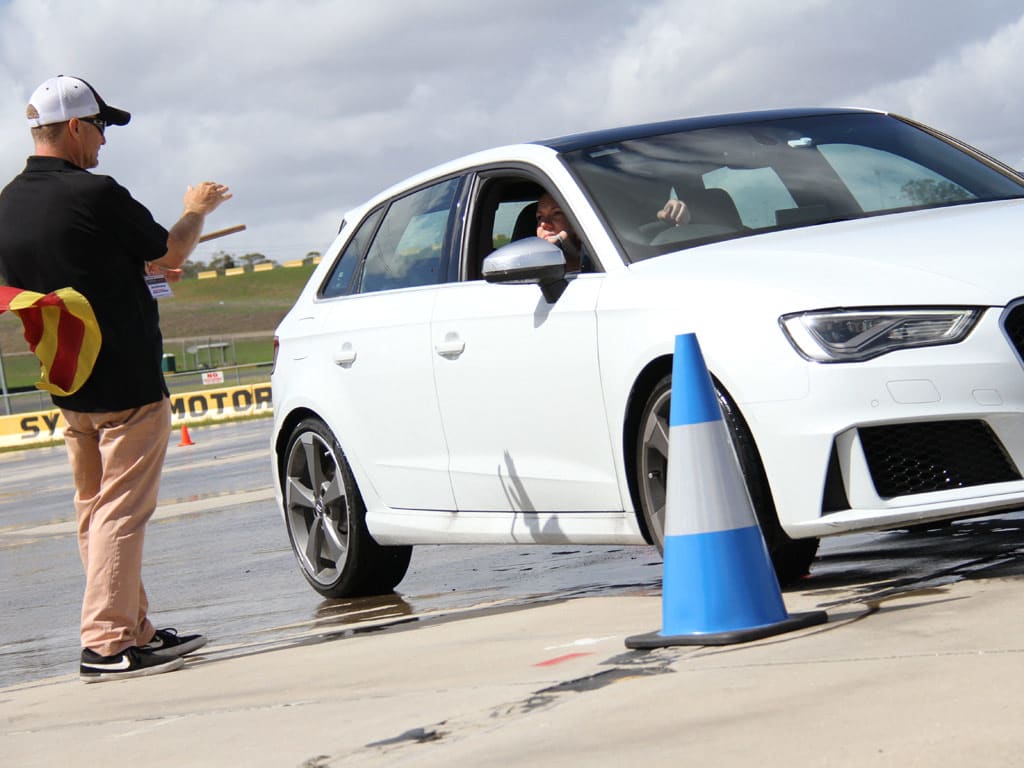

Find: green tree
<box><xmin>902</xmin><ymin>179</ymin><xmax>970</xmax><ymax>206</ymax></box>
<box><xmin>208</xmin><ymin>251</ymin><xmax>237</xmax><ymax>272</ymax></box>
<box><xmin>181</xmin><ymin>259</ymin><xmax>208</xmax><ymax>278</ymax></box>
<box><xmin>239</xmin><ymin>252</ymin><xmax>270</xmax><ymax>268</ymax></box>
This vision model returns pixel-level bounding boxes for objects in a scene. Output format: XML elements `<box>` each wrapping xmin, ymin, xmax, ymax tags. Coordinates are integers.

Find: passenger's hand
<box><xmin>184</xmin><ymin>182</ymin><xmax>232</xmax><ymax>216</ymax></box>
<box><xmin>657</xmin><ymin>199</ymin><xmax>691</xmax><ymax>226</ymax></box>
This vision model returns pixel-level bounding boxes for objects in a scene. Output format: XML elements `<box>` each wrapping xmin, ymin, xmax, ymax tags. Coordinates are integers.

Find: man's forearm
<box><xmin>158</xmin><ymin>211</ymin><xmax>206</xmax><ymax>269</ymax></box>
<box><xmin>150</xmin><ymin>182</ymin><xmax>232</xmax><ymax>269</ymax></box>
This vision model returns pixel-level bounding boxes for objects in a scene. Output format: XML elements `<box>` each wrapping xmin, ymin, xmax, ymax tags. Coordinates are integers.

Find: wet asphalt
<box><xmin>3</xmin><ymin>417</ymin><xmax>1024</xmax><ymax>689</ymax></box>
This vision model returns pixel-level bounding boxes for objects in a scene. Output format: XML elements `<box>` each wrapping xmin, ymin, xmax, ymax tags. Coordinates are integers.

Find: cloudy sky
<box><xmin>1</xmin><ymin>0</ymin><xmax>1023</xmax><ymax>264</ymax></box>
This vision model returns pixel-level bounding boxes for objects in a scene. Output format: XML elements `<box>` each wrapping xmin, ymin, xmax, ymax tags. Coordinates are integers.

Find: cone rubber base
<box><xmin>625</xmin><ymin>609</ymin><xmax>827</xmax><ymax>649</ymax></box>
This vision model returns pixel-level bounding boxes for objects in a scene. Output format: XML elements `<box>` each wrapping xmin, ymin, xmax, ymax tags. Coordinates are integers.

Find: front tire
<box><xmin>282</xmin><ymin>418</ymin><xmax>412</xmax><ymax>597</ymax></box>
<box><xmin>635</xmin><ymin>374</ymin><xmax>818</xmax><ymax>585</ymax></box>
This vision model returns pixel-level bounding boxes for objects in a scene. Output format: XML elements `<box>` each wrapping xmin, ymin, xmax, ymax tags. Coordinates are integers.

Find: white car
<box><xmin>271</xmin><ymin>108</ymin><xmax>1024</xmax><ymax>597</ymax></box>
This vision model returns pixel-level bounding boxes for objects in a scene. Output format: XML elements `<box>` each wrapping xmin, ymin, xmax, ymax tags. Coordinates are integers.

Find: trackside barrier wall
<box><xmin>0</xmin><ymin>383</ymin><xmax>273</xmax><ymax>449</ymax></box>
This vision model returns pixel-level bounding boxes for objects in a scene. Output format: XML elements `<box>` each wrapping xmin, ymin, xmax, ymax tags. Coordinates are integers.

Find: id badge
<box><xmin>145</xmin><ymin>274</ymin><xmax>173</xmax><ymax>299</ymax></box>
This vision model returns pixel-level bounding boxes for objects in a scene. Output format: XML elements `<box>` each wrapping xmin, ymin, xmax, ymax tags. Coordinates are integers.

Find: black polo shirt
<box><xmin>0</xmin><ymin>156</ymin><xmax>170</xmax><ymax>412</ymax></box>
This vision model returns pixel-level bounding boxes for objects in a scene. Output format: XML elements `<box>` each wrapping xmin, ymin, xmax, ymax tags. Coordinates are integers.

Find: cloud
<box><xmin>2</xmin><ymin>0</ymin><xmax>1023</xmax><ymax>263</ymax></box>
<box><xmin>574</xmin><ymin>1</ymin><xmax>1024</xmax><ymax>124</ymax></box>
<box><xmin>850</xmin><ymin>12</ymin><xmax>1024</xmax><ymax>167</ymax></box>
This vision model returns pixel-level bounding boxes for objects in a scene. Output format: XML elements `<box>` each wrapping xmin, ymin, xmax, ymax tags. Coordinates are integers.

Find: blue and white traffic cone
<box><xmin>626</xmin><ymin>333</ymin><xmax>826</xmax><ymax>648</ymax></box>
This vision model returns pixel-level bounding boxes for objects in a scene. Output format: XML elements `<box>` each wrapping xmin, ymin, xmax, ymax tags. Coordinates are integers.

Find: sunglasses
<box><xmin>79</xmin><ymin>116</ymin><xmax>106</xmax><ymax>136</ymax></box>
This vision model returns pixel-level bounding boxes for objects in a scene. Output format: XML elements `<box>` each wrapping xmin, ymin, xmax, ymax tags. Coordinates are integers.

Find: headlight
<box><xmin>780</xmin><ymin>308</ymin><xmax>981</xmax><ymax>362</ymax></box>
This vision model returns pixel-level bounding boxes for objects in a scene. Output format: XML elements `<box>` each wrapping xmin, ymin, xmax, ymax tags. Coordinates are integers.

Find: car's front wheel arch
<box><xmin>624</xmin><ymin>356</ymin><xmax>674</xmax><ymax>545</ymax></box>
<box><xmin>625</xmin><ymin>360</ymin><xmax>818</xmax><ymax>585</ymax></box>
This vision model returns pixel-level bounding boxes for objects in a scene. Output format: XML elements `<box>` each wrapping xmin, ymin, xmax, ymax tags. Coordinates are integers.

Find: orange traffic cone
<box><xmin>178</xmin><ymin>424</ymin><xmax>195</xmax><ymax>447</ymax></box>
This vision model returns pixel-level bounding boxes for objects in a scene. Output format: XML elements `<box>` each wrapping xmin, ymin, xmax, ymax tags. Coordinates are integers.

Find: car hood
<box><xmin>630</xmin><ymin>199</ymin><xmax>1024</xmax><ymax>309</ymax></box>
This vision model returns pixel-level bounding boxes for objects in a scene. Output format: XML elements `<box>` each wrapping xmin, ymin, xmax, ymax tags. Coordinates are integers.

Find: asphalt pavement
<box><xmin>4</xmin><ymin>418</ymin><xmax>1024</xmax><ymax>765</ymax></box>
<box><xmin>2</xmin><ymin>563</ymin><xmax>1023</xmax><ymax>766</ymax></box>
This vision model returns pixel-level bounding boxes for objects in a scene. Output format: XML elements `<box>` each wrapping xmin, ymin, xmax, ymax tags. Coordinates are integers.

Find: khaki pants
<box><xmin>62</xmin><ymin>398</ymin><xmax>171</xmax><ymax>656</ymax></box>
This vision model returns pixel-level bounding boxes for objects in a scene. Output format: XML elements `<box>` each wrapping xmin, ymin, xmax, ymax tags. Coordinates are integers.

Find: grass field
<box><xmin>0</xmin><ymin>263</ymin><xmax>318</xmax><ymax>390</ymax></box>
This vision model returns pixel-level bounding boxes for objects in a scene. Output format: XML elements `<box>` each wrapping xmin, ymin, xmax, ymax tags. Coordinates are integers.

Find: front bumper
<box><xmin>748</xmin><ymin>308</ymin><xmax>1024</xmax><ymax>538</ymax></box>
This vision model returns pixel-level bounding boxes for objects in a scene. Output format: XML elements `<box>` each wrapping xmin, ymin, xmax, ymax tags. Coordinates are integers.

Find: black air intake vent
<box><xmin>859</xmin><ymin>420</ymin><xmax>1019</xmax><ymax>498</ymax></box>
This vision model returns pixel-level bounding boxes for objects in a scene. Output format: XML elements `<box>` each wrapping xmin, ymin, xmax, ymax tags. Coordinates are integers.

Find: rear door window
<box><xmin>320</xmin><ymin>207</ymin><xmax>383</xmax><ymax>298</ymax></box>
<box><xmin>359</xmin><ymin>177</ymin><xmax>463</xmax><ymax>294</ymax></box>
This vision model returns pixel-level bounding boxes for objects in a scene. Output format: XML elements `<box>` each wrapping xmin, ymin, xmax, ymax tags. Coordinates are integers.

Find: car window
<box><xmin>464</xmin><ymin>176</ymin><xmax>601</xmax><ymax>279</ymax></box>
<box><xmin>703</xmin><ymin>167</ymin><xmax>796</xmax><ymax>229</ymax></box>
<box><xmin>320</xmin><ymin>207</ymin><xmax>383</xmax><ymax>298</ymax></box>
<box><xmin>560</xmin><ymin>113</ymin><xmax>1024</xmax><ymax>263</ymax></box>
<box><xmin>818</xmin><ymin>144</ymin><xmax>972</xmax><ymax>212</ymax></box>
<box><xmin>492</xmin><ymin>199</ymin><xmax>535</xmax><ymax>250</ymax></box>
<box><xmin>359</xmin><ymin>177</ymin><xmax>462</xmax><ymax>294</ymax></box>
<box><xmin>461</xmin><ymin>177</ymin><xmax>546</xmax><ymax>281</ymax></box>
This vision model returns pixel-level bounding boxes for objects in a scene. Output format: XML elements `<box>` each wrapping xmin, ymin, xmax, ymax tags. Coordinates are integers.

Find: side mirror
<box><xmin>482</xmin><ymin>237</ymin><xmax>568</xmax><ymax>303</ymax></box>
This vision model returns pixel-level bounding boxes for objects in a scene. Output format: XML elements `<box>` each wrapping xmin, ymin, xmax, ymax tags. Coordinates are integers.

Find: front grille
<box><xmin>859</xmin><ymin>420</ymin><xmax>1019</xmax><ymax>498</ymax></box>
<box><xmin>1003</xmin><ymin>302</ymin><xmax>1024</xmax><ymax>362</ymax></box>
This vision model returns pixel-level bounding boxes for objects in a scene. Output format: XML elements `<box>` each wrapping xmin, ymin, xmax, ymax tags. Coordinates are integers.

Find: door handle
<box><xmin>435</xmin><ymin>333</ymin><xmax>465</xmax><ymax>359</ymax></box>
<box><xmin>333</xmin><ymin>343</ymin><xmax>357</xmax><ymax>367</ymax></box>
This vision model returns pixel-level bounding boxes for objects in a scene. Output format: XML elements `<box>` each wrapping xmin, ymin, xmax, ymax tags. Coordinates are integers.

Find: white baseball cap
<box><xmin>26</xmin><ymin>75</ymin><xmax>131</xmax><ymax>128</ymax></box>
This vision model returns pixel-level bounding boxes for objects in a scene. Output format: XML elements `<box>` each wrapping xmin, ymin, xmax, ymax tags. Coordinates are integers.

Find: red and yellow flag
<box><xmin>0</xmin><ymin>286</ymin><xmax>102</xmax><ymax>396</ymax></box>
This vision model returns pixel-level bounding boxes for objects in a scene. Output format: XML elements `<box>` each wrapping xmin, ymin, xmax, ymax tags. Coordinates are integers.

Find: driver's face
<box><xmin>535</xmin><ymin>194</ymin><xmax>574</xmax><ymax>240</ymax></box>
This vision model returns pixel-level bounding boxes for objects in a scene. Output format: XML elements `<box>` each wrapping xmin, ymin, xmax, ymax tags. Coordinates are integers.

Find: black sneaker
<box><xmin>141</xmin><ymin>627</ymin><xmax>207</xmax><ymax>658</ymax></box>
<box><xmin>80</xmin><ymin>646</ymin><xmax>184</xmax><ymax>683</ymax></box>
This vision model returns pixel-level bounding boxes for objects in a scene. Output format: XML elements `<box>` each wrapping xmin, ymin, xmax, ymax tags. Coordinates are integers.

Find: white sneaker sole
<box><xmin>80</xmin><ymin>655</ymin><xmax>184</xmax><ymax>683</ymax></box>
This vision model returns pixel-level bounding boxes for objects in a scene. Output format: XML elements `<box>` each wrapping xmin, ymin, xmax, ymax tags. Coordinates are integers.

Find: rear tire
<box><xmin>281</xmin><ymin>418</ymin><xmax>412</xmax><ymax>597</ymax></box>
<box><xmin>635</xmin><ymin>374</ymin><xmax>818</xmax><ymax>585</ymax></box>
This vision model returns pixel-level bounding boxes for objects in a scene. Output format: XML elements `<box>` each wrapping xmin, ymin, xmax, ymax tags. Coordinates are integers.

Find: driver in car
<box><xmin>535</xmin><ymin>192</ymin><xmax>585</xmax><ymax>271</ymax></box>
<box><xmin>536</xmin><ymin>192</ymin><xmax>691</xmax><ymax>272</ymax></box>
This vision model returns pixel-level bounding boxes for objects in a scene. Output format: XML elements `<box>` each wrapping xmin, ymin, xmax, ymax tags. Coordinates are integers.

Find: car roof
<box><xmin>346</xmin><ymin>107</ymin><xmax>887</xmax><ymax>220</ymax></box>
<box><xmin>536</xmin><ymin>107</ymin><xmax>884</xmax><ymax>153</ymax></box>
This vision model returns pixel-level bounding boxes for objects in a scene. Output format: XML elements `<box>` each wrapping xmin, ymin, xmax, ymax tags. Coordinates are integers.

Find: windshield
<box><xmin>559</xmin><ymin>113</ymin><xmax>1024</xmax><ymax>263</ymax></box>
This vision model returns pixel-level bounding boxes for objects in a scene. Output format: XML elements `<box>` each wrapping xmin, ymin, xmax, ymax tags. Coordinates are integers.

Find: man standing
<box><xmin>0</xmin><ymin>75</ymin><xmax>232</xmax><ymax>682</ymax></box>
